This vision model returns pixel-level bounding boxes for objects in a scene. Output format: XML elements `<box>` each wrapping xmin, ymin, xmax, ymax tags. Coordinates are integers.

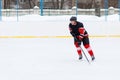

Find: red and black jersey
<box><xmin>69</xmin><ymin>21</ymin><xmax>88</xmax><ymax>37</ymax></box>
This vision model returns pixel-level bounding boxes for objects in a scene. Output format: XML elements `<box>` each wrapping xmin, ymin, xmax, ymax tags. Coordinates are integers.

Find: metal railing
<box><xmin>1</xmin><ymin>8</ymin><xmax>119</xmax><ymax>16</ymax></box>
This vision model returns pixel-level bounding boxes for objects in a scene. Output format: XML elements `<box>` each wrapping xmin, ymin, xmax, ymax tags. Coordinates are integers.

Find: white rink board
<box><xmin>0</xmin><ymin>15</ymin><xmax>120</xmax><ymax>37</ymax></box>
<box><xmin>0</xmin><ymin>21</ymin><xmax>120</xmax><ymax>37</ymax></box>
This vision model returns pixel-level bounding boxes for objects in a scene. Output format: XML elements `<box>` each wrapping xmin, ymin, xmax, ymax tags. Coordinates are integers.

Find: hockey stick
<box><xmin>80</xmin><ymin>45</ymin><xmax>90</xmax><ymax>63</ymax></box>
<box><xmin>74</xmin><ymin>36</ymin><xmax>90</xmax><ymax>63</ymax></box>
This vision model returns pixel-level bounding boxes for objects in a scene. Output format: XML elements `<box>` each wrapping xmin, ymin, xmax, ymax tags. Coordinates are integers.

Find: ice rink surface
<box><xmin>0</xmin><ymin>14</ymin><xmax>120</xmax><ymax>80</ymax></box>
<box><xmin>0</xmin><ymin>38</ymin><xmax>120</xmax><ymax>80</ymax></box>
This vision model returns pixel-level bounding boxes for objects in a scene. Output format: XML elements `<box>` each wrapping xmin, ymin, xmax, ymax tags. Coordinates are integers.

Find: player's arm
<box><xmin>79</xmin><ymin>23</ymin><xmax>88</xmax><ymax>36</ymax></box>
<box><xmin>77</xmin><ymin>23</ymin><xmax>88</xmax><ymax>40</ymax></box>
<box><xmin>69</xmin><ymin>27</ymin><xmax>75</xmax><ymax>37</ymax></box>
<box><xmin>69</xmin><ymin>24</ymin><xmax>75</xmax><ymax>37</ymax></box>
<box><xmin>78</xmin><ymin>23</ymin><xmax>85</xmax><ymax>36</ymax></box>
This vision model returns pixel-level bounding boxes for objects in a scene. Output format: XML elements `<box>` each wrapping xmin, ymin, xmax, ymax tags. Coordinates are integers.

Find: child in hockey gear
<box><xmin>69</xmin><ymin>16</ymin><xmax>95</xmax><ymax>61</ymax></box>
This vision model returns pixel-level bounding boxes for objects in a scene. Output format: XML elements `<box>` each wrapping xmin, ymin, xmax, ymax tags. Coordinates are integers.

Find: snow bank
<box><xmin>2</xmin><ymin>14</ymin><xmax>120</xmax><ymax>22</ymax></box>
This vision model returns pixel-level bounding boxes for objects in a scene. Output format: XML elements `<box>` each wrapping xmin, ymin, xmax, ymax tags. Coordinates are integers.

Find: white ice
<box><xmin>0</xmin><ymin>15</ymin><xmax>120</xmax><ymax>80</ymax></box>
<box><xmin>0</xmin><ymin>38</ymin><xmax>120</xmax><ymax>80</ymax></box>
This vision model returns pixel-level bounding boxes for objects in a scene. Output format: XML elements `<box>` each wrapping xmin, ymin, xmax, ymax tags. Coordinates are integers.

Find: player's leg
<box><xmin>83</xmin><ymin>37</ymin><xmax>95</xmax><ymax>60</ymax></box>
<box><xmin>74</xmin><ymin>39</ymin><xmax>82</xmax><ymax>60</ymax></box>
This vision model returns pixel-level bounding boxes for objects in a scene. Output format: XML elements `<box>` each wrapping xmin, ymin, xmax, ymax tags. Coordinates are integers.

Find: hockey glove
<box><xmin>77</xmin><ymin>35</ymin><xmax>84</xmax><ymax>40</ymax></box>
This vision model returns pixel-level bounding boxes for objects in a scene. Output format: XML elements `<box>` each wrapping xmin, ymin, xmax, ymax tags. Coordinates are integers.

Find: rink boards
<box><xmin>0</xmin><ymin>21</ymin><xmax>120</xmax><ymax>38</ymax></box>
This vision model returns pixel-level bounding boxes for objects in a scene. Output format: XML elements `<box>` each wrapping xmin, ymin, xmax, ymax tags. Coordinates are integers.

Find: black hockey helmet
<box><xmin>70</xmin><ymin>16</ymin><xmax>77</xmax><ymax>21</ymax></box>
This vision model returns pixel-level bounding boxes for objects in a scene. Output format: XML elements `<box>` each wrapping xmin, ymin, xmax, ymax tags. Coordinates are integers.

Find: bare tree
<box><xmin>4</xmin><ymin>0</ymin><xmax>11</xmax><ymax>9</ymax></box>
<box><xmin>85</xmin><ymin>0</ymin><xmax>95</xmax><ymax>9</ymax></box>
<box><xmin>52</xmin><ymin>0</ymin><xmax>55</xmax><ymax>9</ymax></box>
<box><xmin>28</xmin><ymin>0</ymin><xmax>32</xmax><ymax>8</ymax></box>
<box><xmin>109</xmin><ymin>0</ymin><xmax>118</xmax><ymax>8</ymax></box>
<box><xmin>51</xmin><ymin>0</ymin><xmax>65</xmax><ymax>9</ymax></box>
<box><xmin>3</xmin><ymin>0</ymin><xmax>118</xmax><ymax>9</ymax></box>
<box><xmin>60</xmin><ymin>0</ymin><xmax>64</xmax><ymax>9</ymax></box>
<box><xmin>4</xmin><ymin>0</ymin><xmax>18</xmax><ymax>9</ymax></box>
<box><xmin>56</xmin><ymin>0</ymin><xmax>59</xmax><ymax>9</ymax></box>
<box><xmin>31</xmin><ymin>0</ymin><xmax>36</xmax><ymax>7</ymax></box>
<box><xmin>72</xmin><ymin>0</ymin><xmax>75</xmax><ymax>7</ymax></box>
<box><xmin>28</xmin><ymin>0</ymin><xmax>36</xmax><ymax>9</ymax></box>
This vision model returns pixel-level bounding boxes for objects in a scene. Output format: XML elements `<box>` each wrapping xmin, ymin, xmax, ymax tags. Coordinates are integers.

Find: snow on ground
<box><xmin>0</xmin><ymin>14</ymin><xmax>120</xmax><ymax>80</ymax></box>
<box><xmin>2</xmin><ymin>14</ymin><xmax>120</xmax><ymax>22</ymax></box>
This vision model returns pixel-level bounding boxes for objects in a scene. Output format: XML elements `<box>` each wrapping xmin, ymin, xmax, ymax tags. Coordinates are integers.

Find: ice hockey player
<box><xmin>69</xmin><ymin>16</ymin><xmax>95</xmax><ymax>61</ymax></box>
